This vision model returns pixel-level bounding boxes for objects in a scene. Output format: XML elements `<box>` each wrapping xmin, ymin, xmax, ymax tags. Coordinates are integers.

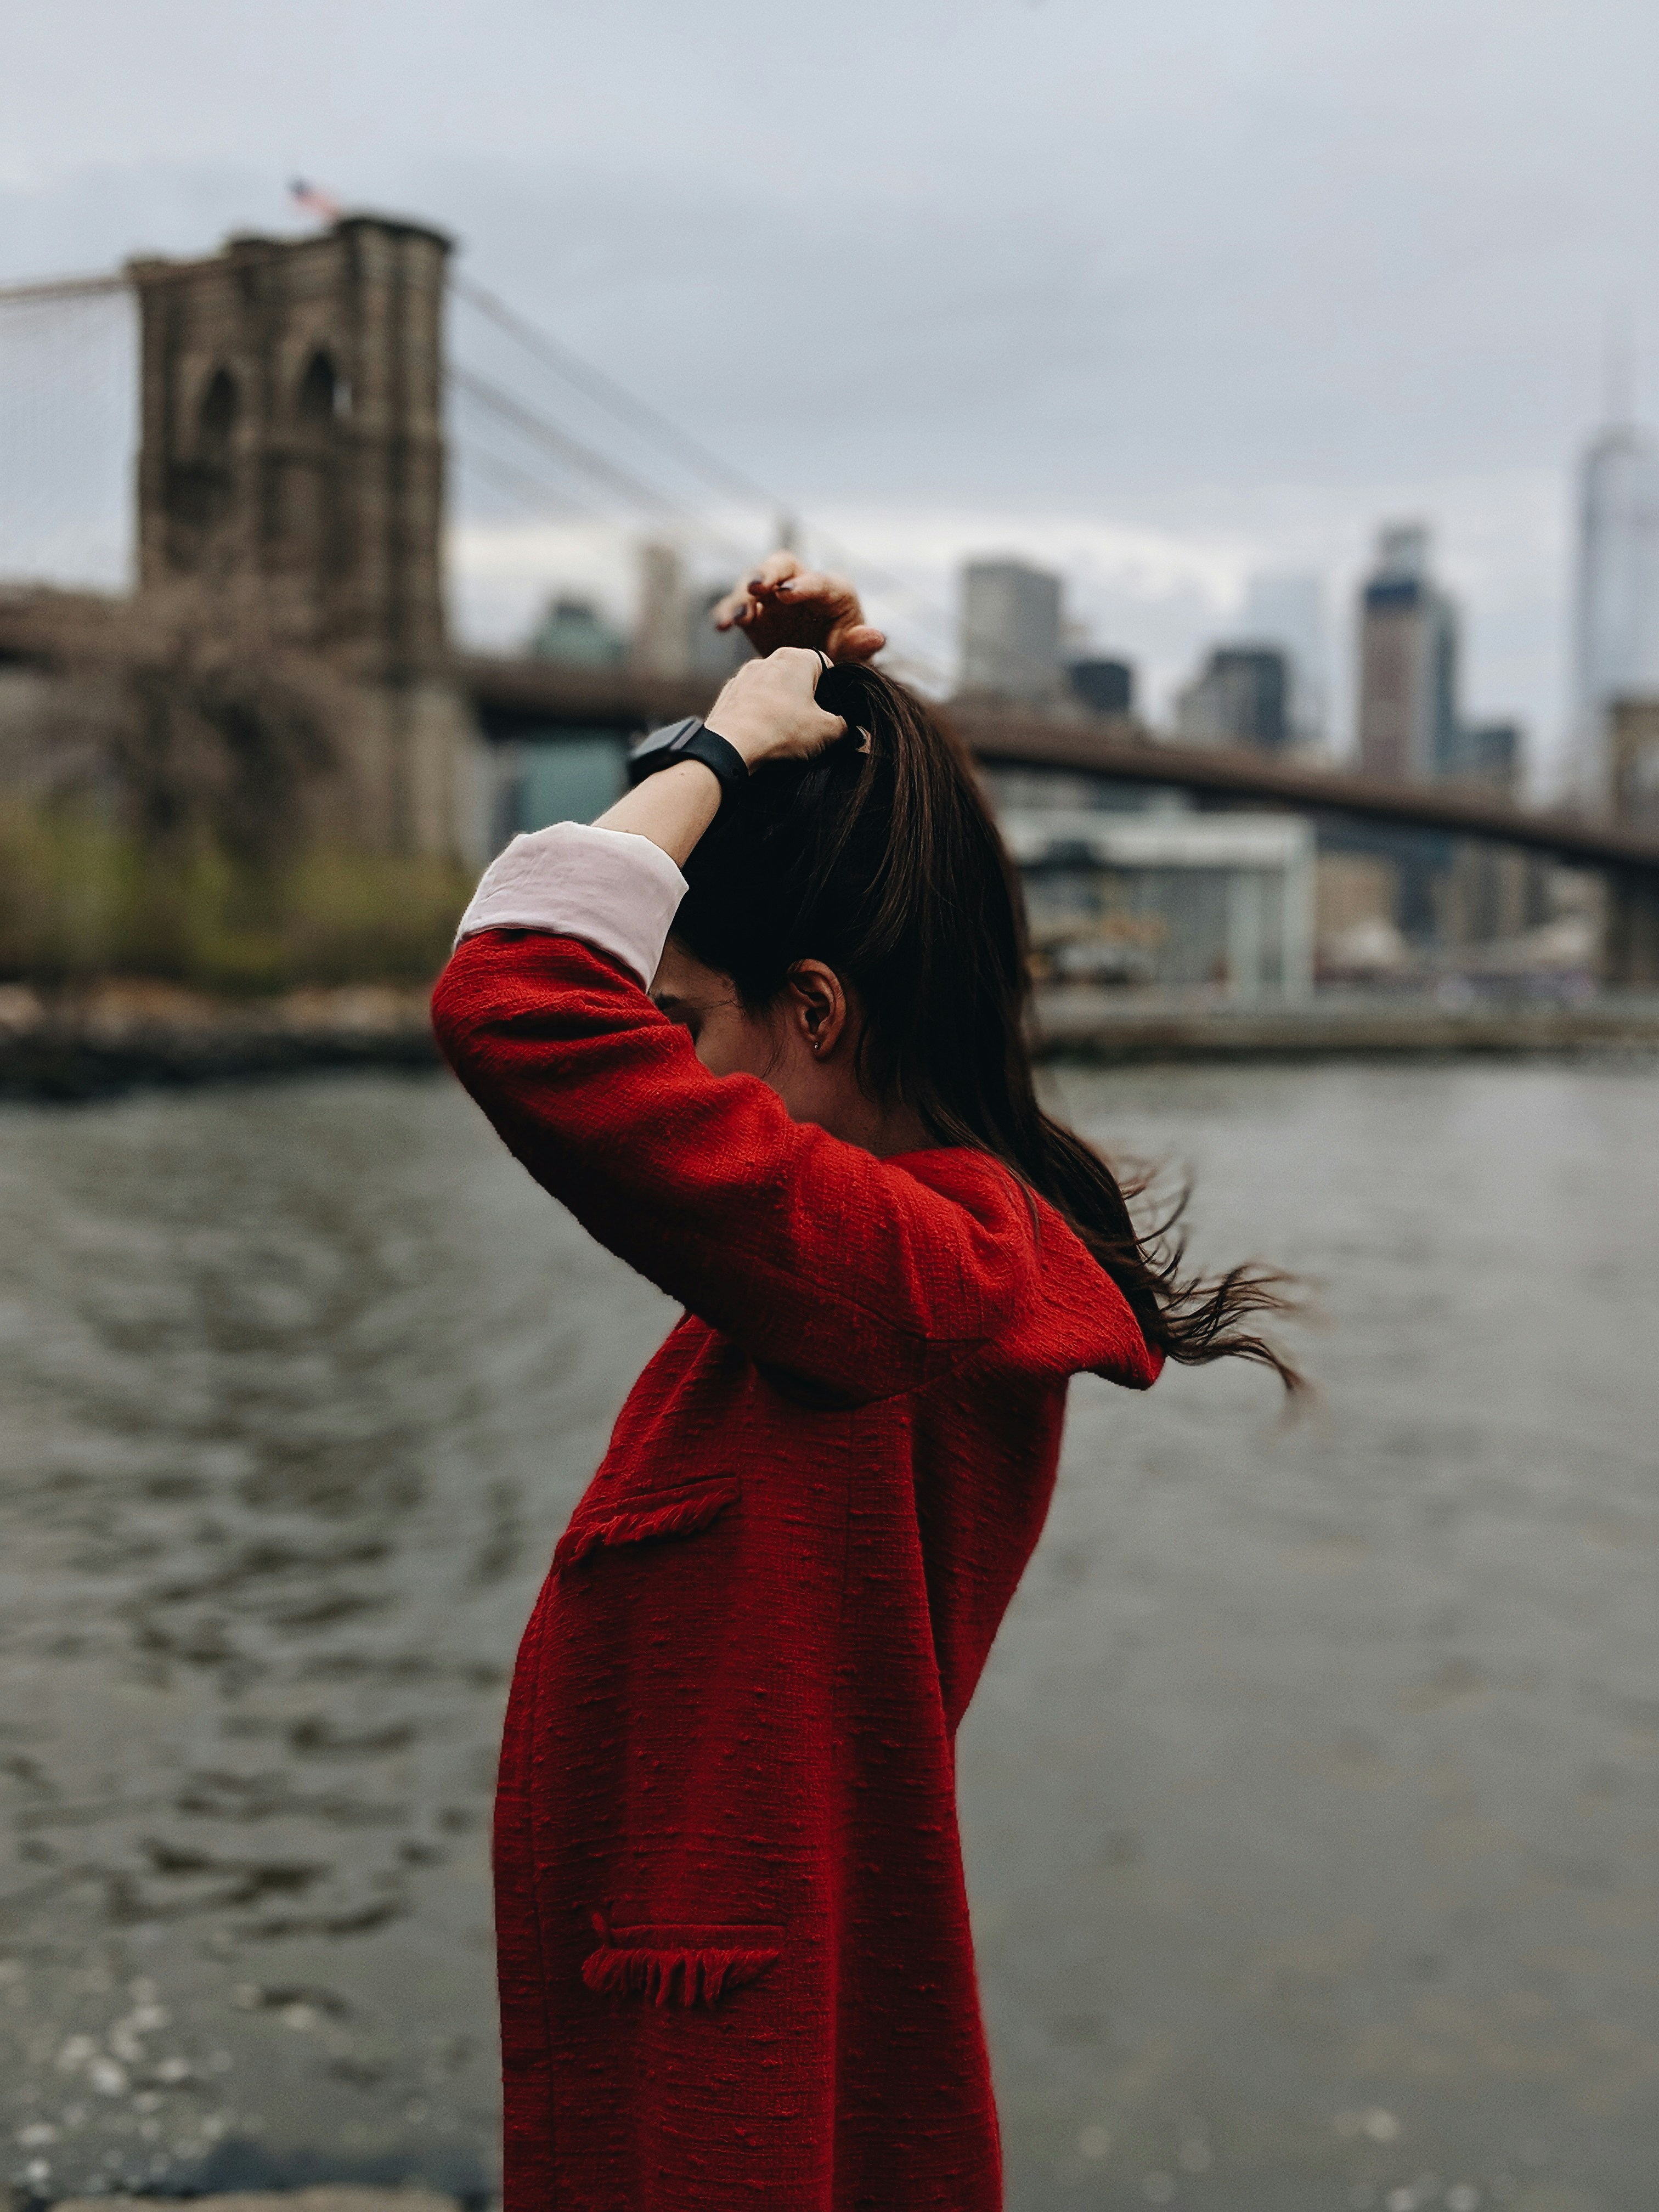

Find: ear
<box><xmin>782</xmin><ymin>960</ymin><xmax>849</xmax><ymax>1060</ymax></box>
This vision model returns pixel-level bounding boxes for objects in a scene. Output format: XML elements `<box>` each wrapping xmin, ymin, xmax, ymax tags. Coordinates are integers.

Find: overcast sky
<box><xmin>7</xmin><ymin>0</ymin><xmax>1659</xmax><ymax>779</ymax></box>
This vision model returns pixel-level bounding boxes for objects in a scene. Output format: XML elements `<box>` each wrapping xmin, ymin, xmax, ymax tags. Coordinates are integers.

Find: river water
<box><xmin>1</xmin><ymin>1058</ymin><xmax>1655</xmax><ymax>2212</ymax></box>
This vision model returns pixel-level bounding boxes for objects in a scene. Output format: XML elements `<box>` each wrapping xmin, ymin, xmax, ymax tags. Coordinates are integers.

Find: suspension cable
<box><xmin>453</xmin><ymin>274</ymin><xmax>776</xmax><ymax>512</ymax></box>
<box><xmin>449</xmin><ymin>269</ymin><xmax>958</xmax><ymax>651</ymax></box>
<box><xmin>0</xmin><ymin>271</ymin><xmax>131</xmax><ymax>307</ymax></box>
<box><xmin>452</xmin><ymin>434</ymin><xmax>607</xmax><ymax>522</ymax></box>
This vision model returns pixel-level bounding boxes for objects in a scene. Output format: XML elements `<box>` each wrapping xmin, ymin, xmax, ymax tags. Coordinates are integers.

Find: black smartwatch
<box><xmin>626</xmin><ymin>718</ymin><xmax>750</xmax><ymax>802</ymax></box>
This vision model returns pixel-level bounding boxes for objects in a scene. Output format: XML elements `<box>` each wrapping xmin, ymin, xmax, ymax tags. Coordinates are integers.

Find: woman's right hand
<box><xmin>714</xmin><ymin>552</ymin><xmax>886</xmax><ymax>664</ymax></box>
<box><xmin>708</xmin><ymin>648</ymin><xmax>848</xmax><ymax>770</ymax></box>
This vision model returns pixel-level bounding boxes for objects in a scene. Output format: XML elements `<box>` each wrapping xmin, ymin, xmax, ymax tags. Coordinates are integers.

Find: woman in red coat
<box><xmin>432</xmin><ymin>561</ymin><xmax>1295</xmax><ymax>2212</ymax></box>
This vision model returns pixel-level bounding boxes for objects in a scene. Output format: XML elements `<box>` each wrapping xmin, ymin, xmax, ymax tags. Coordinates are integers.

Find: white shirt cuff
<box><xmin>455</xmin><ymin>822</ymin><xmax>689</xmax><ymax>989</ymax></box>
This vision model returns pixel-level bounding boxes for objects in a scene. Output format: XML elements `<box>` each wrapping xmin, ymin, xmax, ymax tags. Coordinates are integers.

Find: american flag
<box><xmin>289</xmin><ymin>179</ymin><xmax>342</xmax><ymax>224</ymax></box>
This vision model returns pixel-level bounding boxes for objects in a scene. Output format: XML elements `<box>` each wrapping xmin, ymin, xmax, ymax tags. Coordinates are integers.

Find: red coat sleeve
<box><xmin>431</xmin><ymin>931</ymin><xmax>1037</xmax><ymax>1403</ymax></box>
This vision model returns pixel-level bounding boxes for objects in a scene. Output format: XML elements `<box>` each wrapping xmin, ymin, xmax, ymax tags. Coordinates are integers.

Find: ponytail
<box><xmin>672</xmin><ymin>663</ymin><xmax>1302</xmax><ymax>1391</ymax></box>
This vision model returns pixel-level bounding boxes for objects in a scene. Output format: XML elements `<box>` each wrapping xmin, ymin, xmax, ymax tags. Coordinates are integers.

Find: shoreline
<box><xmin>0</xmin><ymin>985</ymin><xmax>442</xmax><ymax>1103</ymax></box>
<box><xmin>2</xmin><ymin>981</ymin><xmax>1657</xmax><ymax>1103</ymax></box>
<box><xmin>1031</xmin><ymin>985</ymin><xmax>1659</xmax><ymax>1063</ymax></box>
<box><xmin>46</xmin><ymin>2193</ymin><xmax>482</xmax><ymax>2212</ymax></box>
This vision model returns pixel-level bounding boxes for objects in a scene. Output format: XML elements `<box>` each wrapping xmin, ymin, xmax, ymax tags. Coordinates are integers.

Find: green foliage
<box><xmin>0</xmin><ymin>802</ymin><xmax>470</xmax><ymax>992</ymax></box>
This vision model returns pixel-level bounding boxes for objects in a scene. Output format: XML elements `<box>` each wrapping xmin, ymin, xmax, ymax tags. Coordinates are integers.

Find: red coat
<box><xmin>432</xmin><ymin>932</ymin><xmax>1160</xmax><ymax>2212</ymax></box>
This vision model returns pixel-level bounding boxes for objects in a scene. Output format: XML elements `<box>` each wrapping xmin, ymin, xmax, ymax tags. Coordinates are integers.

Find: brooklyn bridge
<box><xmin>3</xmin><ymin>211</ymin><xmax>1658</xmax><ymax>982</ymax></box>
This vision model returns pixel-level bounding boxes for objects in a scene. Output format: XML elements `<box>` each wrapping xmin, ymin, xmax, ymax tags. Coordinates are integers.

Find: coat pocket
<box><xmin>554</xmin><ymin>1475</ymin><xmax>740</xmax><ymax>1574</ymax></box>
<box><xmin>580</xmin><ymin>1910</ymin><xmax>782</xmax><ymax>2008</ymax></box>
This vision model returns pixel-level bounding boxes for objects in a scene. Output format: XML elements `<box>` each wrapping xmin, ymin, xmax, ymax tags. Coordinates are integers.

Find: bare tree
<box><xmin>24</xmin><ymin>582</ymin><xmax>349</xmax><ymax>871</ymax></box>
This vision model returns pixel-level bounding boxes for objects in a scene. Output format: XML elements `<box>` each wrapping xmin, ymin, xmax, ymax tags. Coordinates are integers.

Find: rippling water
<box><xmin>1</xmin><ymin>1059</ymin><xmax>1655</xmax><ymax>2212</ymax></box>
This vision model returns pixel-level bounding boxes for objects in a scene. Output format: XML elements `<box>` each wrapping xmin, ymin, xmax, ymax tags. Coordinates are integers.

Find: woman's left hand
<box><xmin>714</xmin><ymin>552</ymin><xmax>886</xmax><ymax>664</ymax></box>
<box><xmin>708</xmin><ymin>647</ymin><xmax>848</xmax><ymax>769</ymax></box>
<box><xmin>594</xmin><ymin>651</ymin><xmax>844</xmax><ymax>868</ymax></box>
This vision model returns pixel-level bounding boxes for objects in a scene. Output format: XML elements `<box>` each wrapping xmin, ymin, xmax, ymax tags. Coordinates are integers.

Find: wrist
<box><xmin>627</xmin><ymin>717</ymin><xmax>750</xmax><ymax>800</ymax></box>
<box><xmin>706</xmin><ymin>712</ymin><xmax>775</xmax><ymax>770</ymax></box>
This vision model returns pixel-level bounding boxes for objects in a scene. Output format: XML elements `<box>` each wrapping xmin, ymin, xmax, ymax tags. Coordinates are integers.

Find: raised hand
<box><xmin>595</xmin><ymin>648</ymin><xmax>845</xmax><ymax>867</ymax></box>
<box><xmin>713</xmin><ymin>551</ymin><xmax>886</xmax><ymax>664</ymax></box>
<box><xmin>707</xmin><ymin>647</ymin><xmax>848</xmax><ymax>769</ymax></box>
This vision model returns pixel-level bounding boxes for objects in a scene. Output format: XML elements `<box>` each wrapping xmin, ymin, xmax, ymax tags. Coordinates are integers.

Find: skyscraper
<box><xmin>1241</xmin><ymin>573</ymin><xmax>1327</xmax><ymax>751</ymax></box>
<box><xmin>959</xmin><ymin>559</ymin><xmax>1063</xmax><ymax>703</ymax></box>
<box><xmin>633</xmin><ymin>541</ymin><xmax>692</xmax><ymax>677</ymax></box>
<box><xmin>1067</xmin><ymin>657</ymin><xmax>1135</xmax><ymax>717</ymax></box>
<box><xmin>1356</xmin><ymin>525</ymin><xmax>1460</xmax><ymax>783</ymax></box>
<box><xmin>1175</xmin><ymin>646</ymin><xmax>1290</xmax><ymax>750</ymax></box>
<box><xmin>1570</xmin><ymin>422</ymin><xmax>1659</xmax><ymax>810</ymax></box>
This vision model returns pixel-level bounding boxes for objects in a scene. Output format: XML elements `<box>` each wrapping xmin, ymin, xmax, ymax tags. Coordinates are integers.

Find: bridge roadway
<box><xmin>462</xmin><ymin>657</ymin><xmax>1659</xmax><ymax>881</ymax></box>
<box><xmin>4</xmin><ymin>577</ymin><xmax>1656</xmax><ymax>880</ymax></box>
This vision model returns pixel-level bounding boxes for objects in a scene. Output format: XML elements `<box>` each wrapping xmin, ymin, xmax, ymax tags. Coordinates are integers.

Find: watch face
<box><xmin>627</xmin><ymin>718</ymin><xmax>702</xmax><ymax>783</ymax></box>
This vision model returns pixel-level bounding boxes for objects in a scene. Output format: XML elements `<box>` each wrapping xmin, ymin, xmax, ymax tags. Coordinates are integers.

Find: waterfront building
<box><xmin>959</xmin><ymin>558</ymin><xmax>1063</xmax><ymax>703</ymax></box>
<box><xmin>1175</xmin><ymin>645</ymin><xmax>1291</xmax><ymax>751</ymax></box>
<box><xmin>1571</xmin><ymin>422</ymin><xmax>1659</xmax><ymax>810</ymax></box>
<box><xmin>1436</xmin><ymin>723</ymin><xmax>1543</xmax><ymax>945</ymax></box>
<box><xmin>1610</xmin><ymin>698</ymin><xmax>1659</xmax><ymax>837</ymax></box>
<box><xmin>1314</xmin><ymin>853</ymin><xmax>1407</xmax><ymax>977</ymax></box>
<box><xmin>998</xmin><ymin>808</ymin><xmax>1314</xmax><ymax>1002</ymax></box>
<box><xmin>1606</xmin><ymin>699</ymin><xmax>1659</xmax><ymax>977</ymax></box>
<box><xmin>1356</xmin><ymin>525</ymin><xmax>1460</xmax><ymax>784</ymax></box>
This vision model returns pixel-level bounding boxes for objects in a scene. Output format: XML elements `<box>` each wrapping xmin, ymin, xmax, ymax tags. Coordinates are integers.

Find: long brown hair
<box><xmin>672</xmin><ymin>663</ymin><xmax>1302</xmax><ymax>1391</ymax></box>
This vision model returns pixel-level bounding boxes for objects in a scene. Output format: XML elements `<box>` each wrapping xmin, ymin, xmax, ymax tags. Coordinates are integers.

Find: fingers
<box><xmin>828</xmin><ymin>622</ymin><xmax>886</xmax><ymax>664</ymax></box>
<box><xmin>772</xmin><ymin>566</ymin><xmax>852</xmax><ymax>609</ymax></box>
<box><xmin>711</xmin><ymin>583</ymin><xmax>749</xmax><ymax>633</ymax></box>
<box><xmin>772</xmin><ymin>644</ymin><xmax>841</xmax><ymax>716</ymax></box>
<box><xmin>709</xmin><ymin>646</ymin><xmax>846</xmax><ymax>765</ymax></box>
<box><xmin>710</xmin><ymin>556</ymin><xmax>873</xmax><ymax>659</ymax></box>
<box><xmin>752</xmin><ymin>550</ymin><xmax>803</xmax><ymax>590</ymax></box>
<box><xmin>714</xmin><ymin>550</ymin><xmax>803</xmax><ymax>632</ymax></box>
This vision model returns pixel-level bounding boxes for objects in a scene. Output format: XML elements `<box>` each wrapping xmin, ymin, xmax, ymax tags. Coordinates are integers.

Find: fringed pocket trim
<box><xmin>580</xmin><ymin>1912</ymin><xmax>781</xmax><ymax>2008</ymax></box>
<box><xmin>555</xmin><ymin>1477</ymin><xmax>740</xmax><ymax>1572</ymax></box>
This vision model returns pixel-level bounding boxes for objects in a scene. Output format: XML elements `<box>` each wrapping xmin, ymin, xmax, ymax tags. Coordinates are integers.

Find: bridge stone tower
<box><xmin>128</xmin><ymin>216</ymin><xmax>475</xmax><ymax>858</ymax></box>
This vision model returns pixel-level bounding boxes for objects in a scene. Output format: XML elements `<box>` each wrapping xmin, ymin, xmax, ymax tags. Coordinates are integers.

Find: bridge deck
<box><xmin>461</xmin><ymin>656</ymin><xmax>1659</xmax><ymax>878</ymax></box>
<box><xmin>4</xmin><ymin>604</ymin><xmax>1655</xmax><ymax>877</ymax></box>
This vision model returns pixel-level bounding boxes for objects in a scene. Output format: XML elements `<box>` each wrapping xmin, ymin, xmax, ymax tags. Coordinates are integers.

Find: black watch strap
<box><xmin>626</xmin><ymin>717</ymin><xmax>750</xmax><ymax>801</ymax></box>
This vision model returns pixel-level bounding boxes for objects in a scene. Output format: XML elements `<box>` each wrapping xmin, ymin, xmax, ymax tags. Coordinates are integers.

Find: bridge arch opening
<box><xmin>163</xmin><ymin>366</ymin><xmax>240</xmax><ymax>555</ymax></box>
<box><xmin>297</xmin><ymin>348</ymin><xmax>347</xmax><ymax>425</ymax></box>
<box><xmin>198</xmin><ymin>366</ymin><xmax>238</xmax><ymax>454</ymax></box>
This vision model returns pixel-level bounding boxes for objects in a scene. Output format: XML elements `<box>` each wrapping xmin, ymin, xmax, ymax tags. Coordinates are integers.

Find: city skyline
<box><xmin>2</xmin><ymin>246</ymin><xmax>1644</xmax><ymax>800</ymax></box>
